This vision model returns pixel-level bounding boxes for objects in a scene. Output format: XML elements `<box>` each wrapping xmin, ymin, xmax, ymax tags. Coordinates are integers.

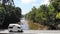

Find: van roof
<box><xmin>9</xmin><ymin>24</ymin><xmax>20</xmax><ymax>26</ymax></box>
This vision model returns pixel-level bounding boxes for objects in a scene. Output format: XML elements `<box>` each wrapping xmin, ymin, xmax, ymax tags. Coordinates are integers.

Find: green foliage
<box><xmin>0</xmin><ymin>4</ymin><xmax>6</xmax><ymax>24</ymax></box>
<box><xmin>56</xmin><ymin>12</ymin><xmax>60</xmax><ymax>19</ymax></box>
<box><xmin>0</xmin><ymin>3</ymin><xmax>22</xmax><ymax>29</ymax></box>
<box><xmin>15</xmin><ymin>7</ymin><xmax>21</xmax><ymax>18</ymax></box>
<box><xmin>25</xmin><ymin>0</ymin><xmax>60</xmax><ymax>30</ymax></box>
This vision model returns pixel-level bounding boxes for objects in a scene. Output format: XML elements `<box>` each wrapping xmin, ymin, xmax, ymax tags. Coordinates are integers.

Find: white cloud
<box><xmin>21</xmin><ymin>0</ymin><xmax>36</xmax><ymax>4</ymax></box>
<box><xmin>41</xmin><ymin>0</ymin><xmax>50</xmax><ymax>5</ymax></box>
<box><xmin>21</xmin><ymin>0</ymin><xmax>50</xmax><ymax>5</ymax></box>
<box><xmin>32</xmin><ymin>3</ymin><xmax>40</xmax><ymax>7</ymax></box>
<box><xmin>32</xmin><ymin>3</ymin><xmax>36</xmax><ymax>6</ymax></box>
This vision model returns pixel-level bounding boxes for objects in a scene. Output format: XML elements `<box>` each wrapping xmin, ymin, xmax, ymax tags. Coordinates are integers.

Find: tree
<box><xmin>15</xmin><ymin>7</ymin><xmax>22</xmax><ymax>18</ymax></box>
<box><xmin>25</xmin><ymin>0</ymin><xmax>60</xmax><ymax>30</ymax></box>
<box><xmin>0</xmin><ymin>3</ymin><xmax>22</xmax><ymax>29</ymax></box>
<box><xmin>35</xmin><ymin>5</ymin><xmax>47</xmax><ymax>24</ymax></box>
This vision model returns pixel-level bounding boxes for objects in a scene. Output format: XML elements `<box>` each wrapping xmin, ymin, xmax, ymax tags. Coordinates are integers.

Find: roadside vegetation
<box><xmin>0</xmin><ymin>3</ymin><xmax>21</xmax><ymax>29</ymax></box>
<box><xmin>25</xmin><ymin>0</ymin><xmax>60</xmax><ymax>30</ymax></box>
<box><xmin>28</xmin><ymin>21</ymin><xmax>49</xmax><ymax>30</ymax></box>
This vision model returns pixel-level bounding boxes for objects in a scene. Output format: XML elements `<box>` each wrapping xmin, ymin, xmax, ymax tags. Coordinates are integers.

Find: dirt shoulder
<box><xmin>28</xmin><ymin>21</ymin><xmax>49</xmax><ymax>30</ymax></box>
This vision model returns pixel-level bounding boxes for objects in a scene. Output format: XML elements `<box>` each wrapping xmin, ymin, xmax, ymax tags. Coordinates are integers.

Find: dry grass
<box><xmin>28</xmin><ymin>21</ymin><xmax>49</xmax><ymax>30</ymax></box>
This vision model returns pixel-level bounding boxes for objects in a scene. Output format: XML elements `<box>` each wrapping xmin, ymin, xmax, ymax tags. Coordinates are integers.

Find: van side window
<box><xmin>9</xmin><ymin>27</ymin><xmax>13</xmax><ymax>28</ymax></box>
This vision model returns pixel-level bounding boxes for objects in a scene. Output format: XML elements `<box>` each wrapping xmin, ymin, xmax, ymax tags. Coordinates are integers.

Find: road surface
<box><xmin>20</xmin><ymin>17</ymin><xmax>29</xmax><ymax>30</ymax></box>
<box><xmin>0</xmin><ymin>29</ymin><xmax>60</xmax><ymax>34</ymax></box>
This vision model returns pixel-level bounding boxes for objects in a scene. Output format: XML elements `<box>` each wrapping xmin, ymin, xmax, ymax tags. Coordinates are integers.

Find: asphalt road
<box><xmin>20</xmin><ymin>17</ymin><xmax>29</xmax><ymax>30</ymax></box>
<box><xmin>0</xmin><ymin>29</ymin><xmax>60</xmax><ymax>34</ymax></box>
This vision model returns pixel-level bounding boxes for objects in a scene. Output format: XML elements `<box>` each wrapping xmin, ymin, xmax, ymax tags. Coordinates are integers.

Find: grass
<box><xmin>28</xmin><ymin>21</ymin><xmax>49</xmax><ymax>30</ymax></box>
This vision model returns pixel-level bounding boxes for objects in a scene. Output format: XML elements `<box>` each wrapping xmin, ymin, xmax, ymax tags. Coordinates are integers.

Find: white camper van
<box><xmin>8</xmin><ymin>24</ymin><xmax>23</xmax><ymax>32</ymax></box>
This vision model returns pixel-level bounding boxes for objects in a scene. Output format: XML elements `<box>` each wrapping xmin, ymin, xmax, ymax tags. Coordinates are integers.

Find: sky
<box><xmin>14</xmin><ymin>0</ymin><xmax>50</xmax><ymax>15</ymax></box>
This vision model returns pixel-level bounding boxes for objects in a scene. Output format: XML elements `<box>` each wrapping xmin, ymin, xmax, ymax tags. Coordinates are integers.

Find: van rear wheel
<box><xmin>18</xmin><ymin>30</ymin><xmax>23</xmax><ymax>32</ymax></box>
<box><xmin>9</xmin><ymin>30</ymin><xmax>13</xmax><ymax>32</ymax></box>
<box><xmin>20</xmin><ymin>30</ymin><xmax>23</xmax><ymax>32</ymax></box>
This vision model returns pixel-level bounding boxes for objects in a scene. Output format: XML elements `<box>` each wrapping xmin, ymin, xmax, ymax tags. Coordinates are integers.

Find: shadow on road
<box><xmin>0</xmin><ymin>29</ymin><xmax>7</xmax><ymax>31</ymax></box>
